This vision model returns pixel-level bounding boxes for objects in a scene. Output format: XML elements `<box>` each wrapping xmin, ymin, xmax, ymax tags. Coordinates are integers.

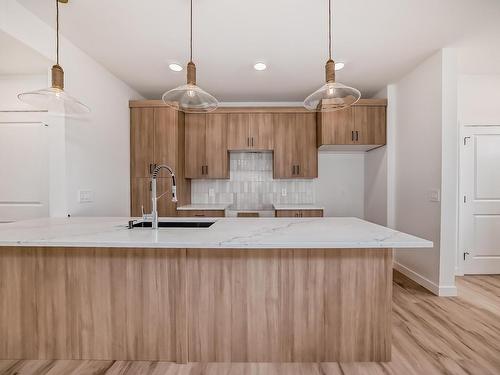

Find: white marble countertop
<box><xmin>176</xmin><ymin>204</ymin><xmax>230</xmax><ymax>211</ymax></box>
<box><xmin>273</xmin><ymin>204</ymin><xmax>325</xmax><ymax>210</ymax></box>
<box><xmin>0</xmin><ymin>217</ymin><xmax>433</xmax><ymax>249</ymax></box>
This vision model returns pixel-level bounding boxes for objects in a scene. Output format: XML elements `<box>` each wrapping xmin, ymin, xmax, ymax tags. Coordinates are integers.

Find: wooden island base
<box><xmin>0</xmin><ymin>247</ymin><xmax>392</xmax><ymax>363</ymax></box>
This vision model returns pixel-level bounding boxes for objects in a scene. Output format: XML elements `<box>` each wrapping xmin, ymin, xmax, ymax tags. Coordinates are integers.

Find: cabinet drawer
<box><xmin>177</xmin><ymin>210</ymin><xmax>225</xmax><ymax>217</ymax></box>
<box><xmin>275</xmin><ymin>209</ymin><xmax>323</xmax><ymax>218</ymax></box>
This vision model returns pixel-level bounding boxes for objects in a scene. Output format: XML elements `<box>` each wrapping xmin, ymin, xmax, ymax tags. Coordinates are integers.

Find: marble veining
<box><xmin>0</xmin><ymin>217</ymin><xmax>433</xmax><ymax>249</ymax></box>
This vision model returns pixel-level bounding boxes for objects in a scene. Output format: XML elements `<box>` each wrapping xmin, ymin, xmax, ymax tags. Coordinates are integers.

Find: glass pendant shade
<box><xmin>18</xmin><ymin>87</ymin><xmax>90</xmax><ymax>115</ymax></box>
<box><xmin>163</xmin><ymin>61</ymin><xmax>218</xmax><ymax>113</ymax></box>
<box><xmin>303</xmin><ymin>81</ymin><xmax>361</xmax><ymax>112</ymax></box>
<box><xmin>162</xmin><ymin>83</ymin><xmax>218</xmax><ymax>113</ymax></box>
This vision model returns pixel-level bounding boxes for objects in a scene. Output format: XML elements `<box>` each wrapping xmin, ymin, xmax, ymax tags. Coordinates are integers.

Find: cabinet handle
<box><xmin>297</xmin><ymin>165</ymin><xmax>300</xmax><ymax>175</ymax></box>
<box><xmin>247</xmin><ymin>137</ymin><xmax>250</xmax><ymax>147</ymax></box>
<box><xmin>356</xmin><ymin>131</ymin><xmax>359</xmax><ymax>142</ymax></box>
<box><xmin>205</xmin><ymin>165</ymin><xmax>208</xmax><ymax>175</ymax></box>
<box><xmin>351</xmin><ymin>131</ymin><xmax>354</xmax><ymax>142</ymax></box>
<box><xmin>251</xmin><ymin>137</ymin><xmax>254</xmax><ymax>147</ymax></box>
<box><xmin>292</xmin><ymin>165</ymin><xmax>295</xmax><ymax>175</ymax></box>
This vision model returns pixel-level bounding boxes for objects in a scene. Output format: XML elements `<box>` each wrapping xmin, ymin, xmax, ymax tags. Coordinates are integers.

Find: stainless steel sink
<box><xmin>129</xmin><ymin>220</ymin><xmax>215</xmax><ymax>229</ymax></box>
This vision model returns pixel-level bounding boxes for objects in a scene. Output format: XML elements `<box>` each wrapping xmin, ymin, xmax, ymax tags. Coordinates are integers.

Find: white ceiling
<box><xmin>15</xmin><ymin>0</ymin><xmax>500</xmax><ymax>101</ymax></box>
<box><xmin>0</xmin><ymin>30</ymin><xmax>51</xmax><ymax>75</ymax></box>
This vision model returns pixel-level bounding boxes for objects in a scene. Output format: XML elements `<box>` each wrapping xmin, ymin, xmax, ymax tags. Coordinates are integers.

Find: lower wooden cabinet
<box><xmin>177</xmin><ymin>210</ymin><xmax>225</xmax><ymax>217</ymax></box>
<box><xmin>131</xmin><ymin>178</ymin><xmax>177</xmax><ymax>217</ymax></box>
<box><xmin>275</xmin><ymin>209</ymin><xmax>324</xmax><ymax>218</ymax></box>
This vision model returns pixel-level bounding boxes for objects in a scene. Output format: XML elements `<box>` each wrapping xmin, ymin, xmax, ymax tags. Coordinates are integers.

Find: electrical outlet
<box><xmin>78</xmin><ymin>190</ymin><xmax>93</xmax><ymax>203</ymax></box>
<box><xmin>281</xmin><ymin>188</ymin><xmax>287</xmax><ymax>197</ymax></box>
<box><xmin>428</xmin><ymin>189</ymin><xmax>441</xmax><ymax>202</ymax></box>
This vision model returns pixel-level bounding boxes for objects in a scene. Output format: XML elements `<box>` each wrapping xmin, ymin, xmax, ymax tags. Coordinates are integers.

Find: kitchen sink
<box><xmin>129</xmin><ymin>220</ymin><xmax>215</xmax><ymax>229</ymax></box>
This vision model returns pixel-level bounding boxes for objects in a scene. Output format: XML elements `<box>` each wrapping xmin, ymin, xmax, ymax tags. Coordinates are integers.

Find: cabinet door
<box><xmin>275</xmin><ymin>210</ymin><xmax>301</xmax><ymax>217</ymax></box>
<box><xmin>317</xmin><ymin>108</ymin><xmax>354</xmax><ymax>146</ymax></box>
<box><xmin>130</xmin><ymin>108</ymin><xmax>155</xmax><ymax>177</ymax></box>
<box><xmin>131</xmin><ymin>178</ymin><xmax>151</xmax><ymax>216</ymax></box>
<box><xmin>227</xmin><ymin>114</ymin><xmax>250</xmax><ymax>150</ymax></box>
<box><xmin>275</xmin><ymin>209</ymin><xmax>323</xmax><ymax>217</ymax></box>
<box><xmin>205</xmin><ymin>113</ymin><xmax>229</xmax><ymax>179</ymax></box>
<box><xmin>295</xmin><ymin>114</ymin><xmax>318</xmax><ymax>178</ymax></box>
<box><xmin>249</xmin><ymin>113</ymin><xmax>274</xmax><ymax>150</ymax></box>
<box><xmin>273</xmin><ymin>114</ymin><xmax>296</xmax><ymax>179</ymax></box>
<box><xmin>154</xmin><ymin>107</ymin><xmax>178</xmax><ymax>175</ymax></box>
<box><xmin>301</xmin><ymin>209</ymin><xmax>323</xmax><ymax>217</ymax></box>
<box><xmin>185</xmin><ymin>114</ymin><xmax>207</xmax><ymax>179</ymax></box>
<box><xmin>354</xmin><ymin>106</ymin><xmax>386</xmax><ymax>145</ymax></box>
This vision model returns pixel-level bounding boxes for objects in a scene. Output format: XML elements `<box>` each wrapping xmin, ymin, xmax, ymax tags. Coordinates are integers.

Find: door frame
<box><xmin>458</xmin><ymin>124</ymin><xmax>500</xmax><ymax>275</ymax></box>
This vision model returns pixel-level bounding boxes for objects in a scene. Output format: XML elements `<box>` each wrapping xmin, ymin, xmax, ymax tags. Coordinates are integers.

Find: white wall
<box><xmin>389</xmin><ymin>49</ymin><xmax>458</xmax><ymax>296</ymax></box>
<box><xmin>459</xmin><ymin>75</ymin><xmax>500</xmax><ymax>126</ymax></box>
<box><xmin>315</xmin><ymin>152</ymin><xmax>365</xmax><ymax>218</ymax></box>
<box><xmin>0</xmin><ymin>0</ymin><xmax>144</xmax><ymax>217</ymax></box>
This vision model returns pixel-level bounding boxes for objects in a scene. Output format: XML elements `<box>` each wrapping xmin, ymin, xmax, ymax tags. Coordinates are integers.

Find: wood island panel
<box><xmin>0</xmin><ymin>247</ymin><xmax>392</xmax><ymax>363</ymax></box>
<box><xmin>0</xmin><ymin>247</ymin><xmax>184</xmax><ymax>361</ymax></box>
<box><xmin>187</xmin><ymin>248</ymin><xmax>392</xmax><ymax>362</ymax></box>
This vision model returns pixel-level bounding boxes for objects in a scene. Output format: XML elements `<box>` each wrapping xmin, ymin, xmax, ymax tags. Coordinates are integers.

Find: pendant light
<box><xmin>18</xmin><ymin>0</ymin><xmax>90</xmax><ymax>115</ymax></box>
<box><xmin>162</xmin><ymin>0</ymin><xmax>218</xmax><ymax>113</ymax></box>
<box><xmin>303</xmin><ymin>0</ymin><xmax>360</xmax><ymax>112</ymax></box>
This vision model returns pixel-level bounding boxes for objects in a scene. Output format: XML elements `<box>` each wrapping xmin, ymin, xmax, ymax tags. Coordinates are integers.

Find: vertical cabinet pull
<box><xmin>351</xmin><ymin>131</ymin><xmax>354</xmax><ymax>142</ymax></box>
<box><xmin>251</xmin><ymin>137</ymin><xmax>254</xmax><ymax>147</ymax></box>
<box><xmin>206</xmin><ymin>165</ymin><xmax>208</xmax><ymax>175</ymax></box>
<box><xmin>356</xmin><ymin>131</ymin><xmax>359</xmax><ymax>142</ymax></box>
<box><xmin>297</xmin><ymin>165</ymin><xmax>300</xmax><ymax>175</ymax></box>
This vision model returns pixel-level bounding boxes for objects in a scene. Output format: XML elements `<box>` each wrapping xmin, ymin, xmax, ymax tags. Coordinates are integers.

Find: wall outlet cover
<box><xmin>78</xmin><ymin>190</ymin><xmax>94</xmax><ymax>203</ymax></box>
<box><xmin>281</xmin><ymin>188</ymin><xmax>287</xmax><ymax>197</ymax></box>
<box><xmin>428</xmin><ymin>189</ymin><xmax>441</xmax><ymax>202</ymax></box>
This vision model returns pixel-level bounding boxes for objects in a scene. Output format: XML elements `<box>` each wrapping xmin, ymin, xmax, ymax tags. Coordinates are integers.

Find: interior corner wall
<box><xmin>391</xmin><ymin>51</ymin><xmax>444</xmax><ymax>294</ymax></box>
<box><xmin>0</xmin><ymin>0</ymin><xmax>144</xmax><ymax>217</ymax></box>
<box><xmin>364</xmin><ymin>88</ymin><xmax>389</xmax><ymax>226</ymax></box>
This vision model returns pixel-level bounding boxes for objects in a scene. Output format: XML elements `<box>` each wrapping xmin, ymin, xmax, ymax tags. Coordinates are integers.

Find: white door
<box><xmin>460</xmin><ymin>126</ymin><xmax>500</xmax><ymax>274</ymax></box>
<box><xmin>0</xmin><ymin>122</ymin><xmax>49</xmax><ymax>222</ymax></box>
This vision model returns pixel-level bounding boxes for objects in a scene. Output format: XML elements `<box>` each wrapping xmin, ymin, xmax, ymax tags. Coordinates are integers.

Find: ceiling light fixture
<box><xmin>18</xmin><ymin>0</ymin><xmax>90</xmax><ymax>115</ymax></box>
<box><xmin>169</xmin><ymin>63</ymin><xmax>183</xmax><ymax>72</ymax></box>
<box><xmin>162</xmin><ymin>0</ymin><xmax>218</xmax><ymax>113</ymax></box>
<box><xmin>303</xmin><ymin>0</ymin><xmax>360</xmax><ymax>112</ymax></box>
<box><xmin>254</xmin><ymin>62</ymin><xmax>267</xmax><ymax>71</ymax></box>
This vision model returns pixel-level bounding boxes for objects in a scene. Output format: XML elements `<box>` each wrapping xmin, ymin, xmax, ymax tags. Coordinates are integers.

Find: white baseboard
<box><xmin>393</xmin><ymin>262</ymin><xmax>458</xmax><ymax>297</ymax></box>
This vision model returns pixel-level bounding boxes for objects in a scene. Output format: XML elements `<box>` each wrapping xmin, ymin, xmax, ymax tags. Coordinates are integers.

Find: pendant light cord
<box><xmin>328</xmin><ymin>0</ymin><xmax>332</xmax><ymax>60</ymax></box>
<box><xmin>56</xmin><ymin>0</ymin><xmax>60</xmax><ymax>65</ymax></box>
<box><xmin>190</xmin><ymin>0</ymin><xmax>193</xmax><ymax>62</ymax></box>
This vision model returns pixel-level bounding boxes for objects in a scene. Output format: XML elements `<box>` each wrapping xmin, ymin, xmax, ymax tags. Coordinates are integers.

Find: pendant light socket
<box><xmin>325</xmin><ymin>59</ymin><xmax>336</xmax><ymax>83</ymax></box>
<box><xmin>51</xmin><ymin>64</ymin><xmax>64</xmax><ymax>90</ymax></box>
<box><xmin>187</xmin><ymin>61</ymin><xmax>196</xmax><ymax>85</ymax></box>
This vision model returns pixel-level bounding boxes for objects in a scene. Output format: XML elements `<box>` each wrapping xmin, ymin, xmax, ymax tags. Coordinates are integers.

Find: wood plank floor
<box><xmin>1</xmin><ymin>271</ymin><xmax>499</xmax><ymax>375</ymax></box>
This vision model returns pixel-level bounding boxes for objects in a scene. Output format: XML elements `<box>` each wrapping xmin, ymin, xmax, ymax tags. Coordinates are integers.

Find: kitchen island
<box><xmin>0</xmin><ymin>217</ymin><xmax>431</xmax><ymax>363</ymax></box>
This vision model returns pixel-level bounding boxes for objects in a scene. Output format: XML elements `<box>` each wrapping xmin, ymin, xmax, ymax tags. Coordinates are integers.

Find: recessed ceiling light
<box><xmin>254</xmin><ymin>62</ymin><xmax>267</xmax><ymax>71</ymax></box>
<box><xmin>335</xmin><ymin>62</ymin><xmax>345</xmax><ymax>71</ymax></box>
<box><xmin>169</xmin><ymin>63</ymin><xmax>183</xmax><ymax>72</ymax></box>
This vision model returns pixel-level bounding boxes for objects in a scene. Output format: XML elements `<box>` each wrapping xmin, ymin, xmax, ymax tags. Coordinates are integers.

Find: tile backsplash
<box><xmin>191</xmin><ymin>152</ymin><xmax>315</xmax><ymax>209</ymax></box>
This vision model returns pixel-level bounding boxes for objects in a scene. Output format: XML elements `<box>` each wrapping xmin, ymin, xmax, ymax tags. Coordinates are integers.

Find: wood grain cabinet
<box><xmin>227</xmin><ymin>113</ymin><xmax>274</xmax><ymax>150</ymax></box>
<box><xmin>185</xmin><ymin>113</ymin><xmax>229</xmax><ymax>179</ymax></box>
<box><xmin>177</xmin><ymin>210</ymin><xmax>225</xmax><ymax>217</ymax></box>
<box><xmin>275</xmin><ymin>209</ymin><xmax>324</xmax><ymax>217</ymax></box>
<box><xmin>273</xmin><ymin>113</ymin><xmax>317</xmax><ymax>179</ymax></box>
<box><xmin>129</xmin><ymin>102</ymin><xmax>190</xmax><ymax>217</ymax></box>
<box><xmin>317</xmin><ymin>101</ymin><xmax>387</xmax><ymax>151</ymax></box>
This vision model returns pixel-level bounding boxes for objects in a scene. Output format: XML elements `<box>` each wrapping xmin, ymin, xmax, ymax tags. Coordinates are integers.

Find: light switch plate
<box><xmin>78</xmin><ymin>190</ymin><xmax>93</xmax><ymax>203</ymax></box>
<box><xmin>428</xmin><ymin>189</ymin><xmax>441</xmax><ymax>202</ymax></box>
<box><xmin>281</xmin><ymin>188</ymin><xmax>287</xmax><ymax>197</ymax></box>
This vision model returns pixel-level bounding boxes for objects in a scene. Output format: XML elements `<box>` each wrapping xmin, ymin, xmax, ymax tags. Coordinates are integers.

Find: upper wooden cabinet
<box><xmin>227</xmin><ymin>113</ymin><xmax>274</xmax><ymax>150</ymax></box>
<box><xmin>129</xmin><ymin>103</ymin><xmax>190</xmax><ymax>217</ymax></box>
<box><xmin>273</xmin><ymin>113</ymin><xmax>317</xmax><ymax>179</ymax></box>
<box><xmin>317</xmin><ymin>100</ymin><xmax>387</xmax><ymax>151</ymax></box>
<box><xmin>185</xmin><ymin>113</ymin><xmax>229</xmax><ymax>179</ymax></box>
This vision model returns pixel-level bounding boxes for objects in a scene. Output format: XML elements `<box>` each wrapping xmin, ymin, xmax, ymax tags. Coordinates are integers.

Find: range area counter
<box><xmin>0</xmin><ymin>217</ymin><xmax>431</xmax><ymax>363</ymax></box>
